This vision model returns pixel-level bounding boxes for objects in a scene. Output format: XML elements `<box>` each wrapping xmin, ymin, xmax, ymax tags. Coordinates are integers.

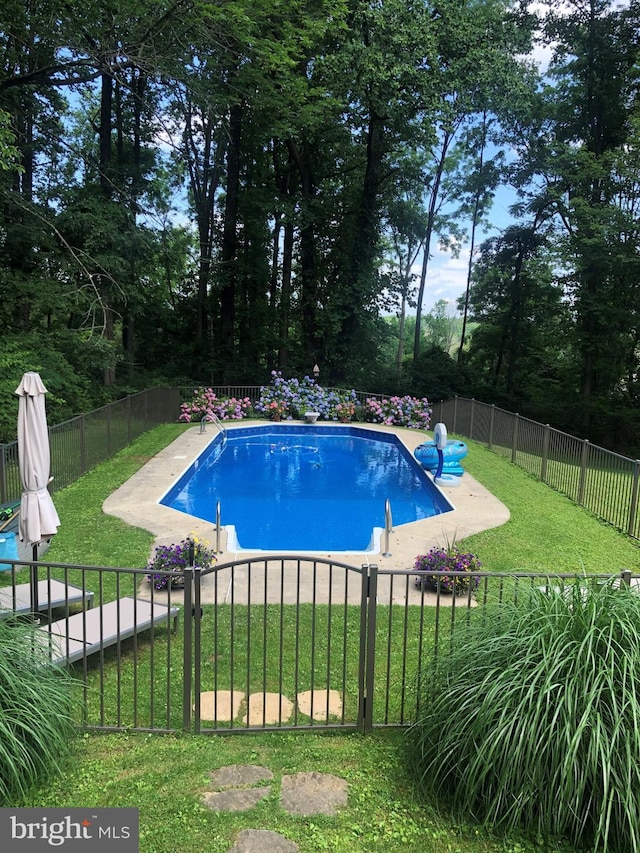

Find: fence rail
<box><xmin>0</xmin><ymin>557</ymin><xmax>631</xmax><ymax>734</ymax></box>
<box><xmin>433</xmin><ymin>397</ymin><xmax>640</xmax><ymax>541</ymax></box>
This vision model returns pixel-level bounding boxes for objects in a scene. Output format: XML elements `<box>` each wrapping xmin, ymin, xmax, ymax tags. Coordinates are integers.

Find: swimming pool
<box><xmin>161</xmin><ymin>425</ymin><xmax>455</xmax><ymax>553</ymax></box>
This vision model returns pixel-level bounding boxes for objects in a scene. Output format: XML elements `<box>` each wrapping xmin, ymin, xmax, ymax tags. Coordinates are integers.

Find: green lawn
<box><xmin>16</xmin><ymin>424</ymin><xmax>639</xmax><ymax>853</ymax></box>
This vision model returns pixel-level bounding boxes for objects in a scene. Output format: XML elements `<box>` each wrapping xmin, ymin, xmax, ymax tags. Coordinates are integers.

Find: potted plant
<box><xmin>147</xmin><ymin>536</ymin><xmax>216</xmax><ymax>590</ymax></box>
<box><xmin>414</xmin><ymin>546</ymin><xmax>481</xmax><ymax>594</ymax></box>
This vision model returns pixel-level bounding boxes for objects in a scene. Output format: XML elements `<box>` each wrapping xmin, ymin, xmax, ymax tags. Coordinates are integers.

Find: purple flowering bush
<box><xmin>179</xmin><ymin>388</ymin><xmax>253</xmax><ymax>422</ymax></box>
<box><xmin>364</xmin><ymin>395</ymin><xmax>431</xmax><ymax>429</ymax></box>
<box><xmin>414</xmin><ymin>546</ymin><xmax>481</xmax><ymax>594</ymax></box>
<box><xmin>147</xmin><ymin>537</ymin><xmax>216</xmax><ymax>590</ymax></box>
<box><xmin>254</xmin><ymin>372</ymin><xmax>359</xmax><ymax>422</ymax></box>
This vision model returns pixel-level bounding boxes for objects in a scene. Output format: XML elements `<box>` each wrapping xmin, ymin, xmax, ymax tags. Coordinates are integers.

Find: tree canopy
<box><xmin>1</xmin><ymin>0</ymin><xmax>639</xmax><ymax>454</ymax></box>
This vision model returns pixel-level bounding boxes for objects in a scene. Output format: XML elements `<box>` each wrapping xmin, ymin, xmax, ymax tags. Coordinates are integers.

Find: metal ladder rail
<box><xmin>200</xmin><ymin>414</ymin><xmax>227</xmax><ymax>449</ymax></box>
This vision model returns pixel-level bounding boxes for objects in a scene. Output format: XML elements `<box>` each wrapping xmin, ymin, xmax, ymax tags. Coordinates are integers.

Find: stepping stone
<box><xmin>198</xmin><ymin>690</ymin><xmax>245</xmax><ymax>722</ymax></box>
<box><xmin>208</xmin><ymin>765</ymin><xmax>273</xmax><ymax>789</ymax></box>
<box><xmin>280</xmin><ymin>771</ymin><xmax>348</xmax><ymax>816</ymax></box>
<box><xmin>242</xmin><ymin>692</ymin><xmax>294</xmax><ymax>725</ymax></box>
<box><xmin>202</xmin><ymin>787</ymin><xmax>271</xmax><ymax>812</ymax></box>
<box><xmin>228</xmin><ymin>829</ymin><xmax>298</xmax><ymax>852</ymax></box>
<box><xmin>297</xmin><ymin>689</ymin><xmax>343</xmax><ymax>720</ymax></box>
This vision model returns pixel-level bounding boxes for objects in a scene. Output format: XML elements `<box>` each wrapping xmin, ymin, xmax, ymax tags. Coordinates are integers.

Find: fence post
<box><xmin>106</xmin><ymin>405</ymin><xmax>112</xmax><ymax>457</ymax></box>
<box><xmin>193</xmin><ymin>563</ymin><xmax>202</xmax><ymax>734</ymax></box>
<box><xmin>79</xmin><ymin>415</ymin><xmax>87</xmax><ymax>475</ymax></box>
<box><xmin>126</xmin><ymin>396</ymin><xmax>132</xmax><ymax>444</ymax></box>
<box><xmin>511</xmin><ymin>414</ymin><xmax>519</xmax><ymax>464</ymax></box>
<box><xmin>628</xmin><ymin>460</ymin><xmax>640</xmax><ymax>537</ymax></box>
<box><xmin>541</xmin><ymin>424</ymin><xmax>550</xmax><ymax>483</ymax></box>
<box><xmin>182</xmin><ymin>564</ymin><xmax>193</xmax><ymax>732</ymax></box>
<box><xmin>0</xmin><ymin>444</ymin><xmax>6</xmax><ymax>504</ymax></box>
<box><xmin>621</xmin><ymin>569</ymin><xmax>632</xmax><ymax>587</ymax></box>
<box><xmin>452</xmin><ymin>396</ymin><xmax>458</xmax><ymax>433</ymax></box>
<box><xmin>488</xmin><ymin>405</ymin><xmax>495</xmax><ymax>450</ymax></box>
<box><xmin>578</xmin><ymin>440</ymin><xmax>590</xmax><ymax>505</ymax></box>
<box><xmin>365</xmin><ymin>564</ymin><xmax>378</xmax><ymax>733</ymax></box>
<box><xmin>469</xmin><ymin>399</ymin><xmax>475</xmax><ymax>440</ymax></box>
<box><xmin>358</xmin><ymin>564</ymin><xmax>378</xmax><ymax>733</ymax></box>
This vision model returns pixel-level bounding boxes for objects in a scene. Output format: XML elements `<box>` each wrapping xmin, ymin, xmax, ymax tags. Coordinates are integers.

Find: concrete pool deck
<box><xmin>103</xmin><ymin>421</ymin><xmax>510</xmax><ymax>603</ymax></box>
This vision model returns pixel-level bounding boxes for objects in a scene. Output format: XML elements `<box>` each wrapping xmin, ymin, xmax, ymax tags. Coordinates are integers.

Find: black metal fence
<box><xmin>433</xmin><ymin>397</ymin><xmax>640</xmax><ymax>542</ymax></box>
<box><xmin>0</xmin><ymin>386</ymin><xmax>185</xmax><ymax>505</ymax></box>
<box><xmin>0</xmin><ymin>556</ymin><xmax>630</xmax><ymax>734</ymax></box>
<box><xmin>2</xmin><ymin>387</ymin><xmax>639</xmax><ymax>542</ymax></box>
<box><xmin>0</xmin><ymin>385</ymin><xmax>384</xmax><ymax>506</ymax></box>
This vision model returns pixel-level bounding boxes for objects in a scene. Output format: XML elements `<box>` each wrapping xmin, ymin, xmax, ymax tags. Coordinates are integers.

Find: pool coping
<box><xmin>103</xmin><ymin>420</ymin><xmax>510</xmax><ymax>572</ymax></box>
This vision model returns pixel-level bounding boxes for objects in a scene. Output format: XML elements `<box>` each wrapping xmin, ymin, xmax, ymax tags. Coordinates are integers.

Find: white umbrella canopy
<box><xmin>15</xmin><ymin>372</ymin><xmax>60</xmax><ymax>551</ymax></box>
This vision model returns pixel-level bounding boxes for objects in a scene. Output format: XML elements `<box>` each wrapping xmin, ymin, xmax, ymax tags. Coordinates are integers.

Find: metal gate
<box><xmin>183</xmin><ymin>556</ymin><xmax>379</xmax><ymax>733</ymax></box>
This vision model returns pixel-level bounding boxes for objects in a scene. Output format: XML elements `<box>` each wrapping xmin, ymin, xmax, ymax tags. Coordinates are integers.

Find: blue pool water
<box><xmin>161</xmin><ymin>426</ymin><xmax>454</xmax><ymax>552</ymax></box>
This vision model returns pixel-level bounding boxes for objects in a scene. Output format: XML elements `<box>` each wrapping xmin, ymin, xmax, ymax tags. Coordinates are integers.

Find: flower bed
<box><xmin>147</xmin><ymin>536</ymin><xmax>216</xmax><ymax>590</ymax></box>
<box><xmin>179</xmin><ymin>388</ymin><xmax>253</xmax><ymax>422</ymax></box>
<box><xmin>414</xmin><ymin>546</ymin><xmax>481</xmax><ymax>594</ymax></box>
<box><xmin>254</xmin><ymin>372</ymin><xmax>359</xmax><ymax>422</ymax></box>
<box><xmin>364</xmin><ymin>395</ymin><xmax>431</xmax><ymax>430</ymax></box>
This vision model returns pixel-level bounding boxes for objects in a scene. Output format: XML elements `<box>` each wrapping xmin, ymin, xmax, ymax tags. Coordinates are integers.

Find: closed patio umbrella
<box><xmin>15</xmin><ymin>372</ymin><xmax>60</xmax><ymax>615</ymax></box>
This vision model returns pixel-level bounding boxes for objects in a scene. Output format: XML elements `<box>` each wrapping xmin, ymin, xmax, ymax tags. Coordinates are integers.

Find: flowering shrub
<box><xmin>414</xmin><ymin>547</ymin><xmax>481</xmax><ymax>594</ymax></box>
<box><xmin>334</xmin><ymin>400</ymin><xmax>357</xmax><ymax>422</ymax></box>
<box><xmin>266</xmin><ymin>399</ymin><xmax>287</xmax><ymax>420</ymax></box>
<box><xmin>254</xmin><ymin>372</ymin><xmax>359</xmax><ymax>422</ymax></box>
<box><xmin>179</xmin><ymin>388</ymin><xmax>252</xmax><ymax>422</ymax></box>
<box><xmin>147</xmin><ymin>536</ymin><xmax>216</xmax><ymax>590</ymax></box>
<box><xmin>364</xmin><ymin>395</ymin><xmax>431</xmax><ymax>429</ymax></box>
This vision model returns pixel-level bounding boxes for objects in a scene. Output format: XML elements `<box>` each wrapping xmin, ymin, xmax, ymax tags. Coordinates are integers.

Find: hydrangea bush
<box><xmin>254</xmin><ymin>372</ymin><xmax>359</xmax><ymax>422</ymax></box>
<box><xmin>414</xmin><ymin>546</ymin><xmax>481</xmax><ymax>594</ymax></box>
<box><xmin>364</xmin><ymin>395</ymin><xmax>431</xmax><ymax>430</ymax></box>
<box><xmin>179</xmin><ymin>387</ymin><xmax>252</xmax><ymax>422</ymax></box>
<box><xmin>147</xmin><ymin>536</ymin><xmax>216</xmax><ymax>590</ymax></box>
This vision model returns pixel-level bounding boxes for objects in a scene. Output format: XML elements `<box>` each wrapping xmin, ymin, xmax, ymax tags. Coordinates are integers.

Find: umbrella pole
<box><xmin>30</xmin><ymin>543</ymin><xmax>39</xmax><ymax>617</ymax></box>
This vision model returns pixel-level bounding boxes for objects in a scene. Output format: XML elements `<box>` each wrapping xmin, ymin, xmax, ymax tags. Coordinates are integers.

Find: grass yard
<box><xmin>13</xmin><ymin>424</ymin><xmax>640</xmax><ymax>852</ymax></box>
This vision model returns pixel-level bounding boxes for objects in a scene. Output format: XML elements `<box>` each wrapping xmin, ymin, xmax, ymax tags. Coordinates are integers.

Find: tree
<box><xmin>540</xmin><ymin>0</ymin><xmax>640</xmax><ymax>428</ymax></box>
<box><xmin>461</xmin><ymin>221</ymin><xmax>573</xmax><ymax>418</ymax></box>
<box><xmin>411</xmin><ymin>0</ymin><xmax>536</xmax><ymax>361</ymax></box>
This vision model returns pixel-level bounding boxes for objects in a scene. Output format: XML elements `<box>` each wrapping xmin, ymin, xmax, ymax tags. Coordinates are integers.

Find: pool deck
<box><xmin>103</xmin><ymin>421</ymin><xmax>510</xmax><ymax>600</ymax></box>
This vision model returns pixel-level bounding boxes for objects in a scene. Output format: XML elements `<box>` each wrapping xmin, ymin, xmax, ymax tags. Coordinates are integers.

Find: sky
<box><xmin>410</xmin><ymin>182</ymin><xmax>521</xmax><ymax>318</ymax></box>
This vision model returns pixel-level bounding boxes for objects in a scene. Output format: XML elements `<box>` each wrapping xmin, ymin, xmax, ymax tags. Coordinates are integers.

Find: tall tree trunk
<box><xmin>458</xmin><ymin>116</ymin><xmax>488</xmax><ymax>363</ymax></box>
<box><xmin>218</xmin><ymin>101</ymin><xmax>243</xmax><ymax>379</ymax></box>
<box><xmin>99</xmin><ymin>69</ymin><xmax>115</xmax><ymax>386</ymax></box>
<box><xmin>278</xmin><ymin>219</ymin><xmax>294</xmax><ymax>369</ymax></box>
<box><xmin>343</xmin><ymin>111</ymin><xmax>385</xmax><ymax>329</ymax></box>
<box><xmin>414</xmin><ymin>131</ymin><xmax>453</xmax><ymax>361</ymax></box>
<box><xmin>286</xmin><ymin>137</ymin><xmax>320</xmax><ymax>368</ymax></box>
<box><xmin>99</xmin><ymin>71</ymin><xmax>112</xmax><ymax>198</ymax></box>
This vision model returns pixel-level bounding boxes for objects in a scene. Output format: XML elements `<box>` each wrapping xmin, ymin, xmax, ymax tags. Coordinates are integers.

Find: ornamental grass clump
<box><xmin>408</xmin><ymin>580</ymin><xmax>640</xmax><ymax>852</ymax></box>
<box><xmin>0</xmin><ymin>619</ymin><xmax>78</xmax><ymax>805</ymax></box>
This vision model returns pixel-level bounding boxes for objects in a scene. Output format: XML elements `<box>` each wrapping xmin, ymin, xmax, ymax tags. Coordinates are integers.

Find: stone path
<box><xmin>201</xmin><ymin>763</ymin><xmax>349</xmax><ymax>852</ymax></box>
<box><xmin>197</xmin><ymin>689</ymin><xmax>343</xmax><ymax>725</ymax></box>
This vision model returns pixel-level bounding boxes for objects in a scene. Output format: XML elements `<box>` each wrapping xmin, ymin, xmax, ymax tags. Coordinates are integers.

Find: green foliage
<box><xmin>409</xmin><ymin>581</ymin><xmax>640</xmax><ymax>852</ymax></box>
<box><xmin>0</xmin><ymin>334</ymin><xmax>95</xmax><ymax>443</ymax></box>
<box><xmin>0</xmin><ymin>619</ymin><xmax>79</xmax><ymax>805</ymax></box>
<box><xmin>0</xmin><ymin>109</ymin><xmax>22</xmax><ymax>171</ymax></box>
<box><xmin>409</xmin><ymin>346</ymin><xmax>474</xmax><ymax>402</ymax></box>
